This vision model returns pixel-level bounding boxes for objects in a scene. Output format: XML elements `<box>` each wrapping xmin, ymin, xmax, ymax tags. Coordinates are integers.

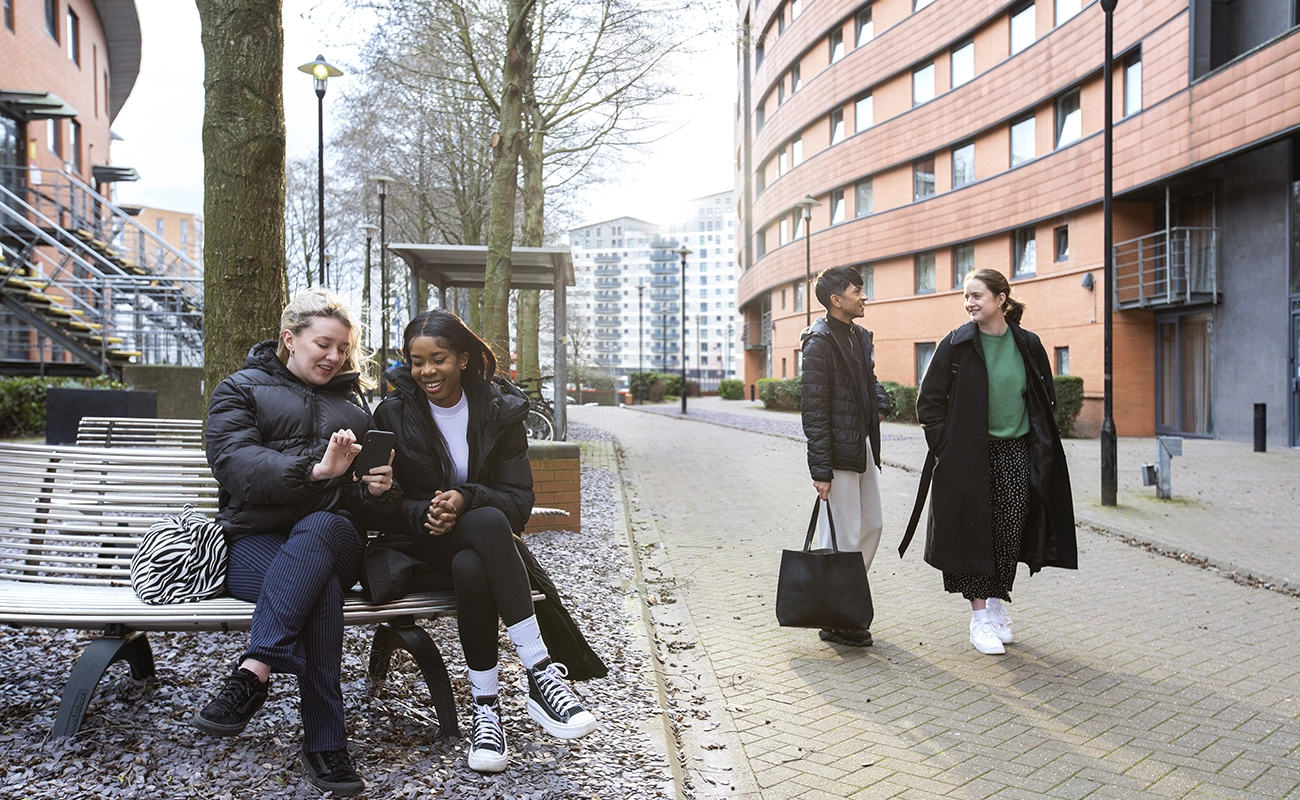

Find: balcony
<box><xmin>595</xmin><ymin>315</ymin><xmax>621</xmax><ymax>325</ymax></box>
<box><xmin>1114</xmin><ymin>228</ymin><xmax>1220</xmax><ymax>310</ymax></box>
<box><xmin>594</xmin><ymin>289</ymin><xmax>621</xmax><ymax>301</ymax></box>
<box><xmin>651</xmin><ymin>261</ymin><xmax>680</xmax><ymax>275</ymax></box>
<box><xmin>651</xmin><ymin>343</ymin><xmax>680</xmax><ymax>354</ymax></box>
<box><xmin>595</xmin><ymin>302</ymin><xmax>621</xmax><ymax>313</ymax></box>
<box><xmin>742</xmin><ymin>312</ymin><xmax>772</xmax><ymax>351</ymax></box>
<box><xmin>651</xmin><ymin>327</ymin><xmax>679</xmax><ymax>340</ymax></box>
<box><xmin>594</xmin><ymin>263</ymin><xmax>621</xmax><ymax>276</ymax></box>
<box><xmin>595</xmin><ymin>329</ymin><xmax>622</xmax><ymax>340</ymax></box>
<box><xmin>651</xmin><ymin>302</ymin><xmax>680</xmax><ymax>315</ymax></box>
<box><xmin>594</xmin><ymin>276</ymin><xmax>622</xmax><ymax>288</ymax></box>
<box><xmin>651</xmin><ymin>238</ymin><xmax>678</xmax><ymax>250</ymax></box>
<box><xmin>650</xmin><ymin>277</ymin><xmax>679</xmax><ymax>288</ymax></box>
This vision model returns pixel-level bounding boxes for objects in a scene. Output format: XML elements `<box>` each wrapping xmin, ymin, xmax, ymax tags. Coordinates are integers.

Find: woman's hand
<box><xmin>423</xmin><ymin>489</ymin><xmax>466</xmax><ymax>535</ymax></box>
<box><xmin>310</xmin><ymin>429</ymin><xmax>361</xmax><ymax>481</ymax></box>
<box><xmin>357</xmin><ymin>449</ymin><xmax>395</xmax><ymax>497</ymax></box>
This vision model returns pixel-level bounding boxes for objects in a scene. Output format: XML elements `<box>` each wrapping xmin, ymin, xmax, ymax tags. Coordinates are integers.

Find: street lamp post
<box><xmin>726</xmin><ymin>323</ymin><xmax>734</xmax><ymax>379</ymax></box>
<box><xmin>371</xmin><ymin>174</ymin><xmax>394</xmax><ymax>397</ymax></box>
<box><xmin>1101</xmin><ymin>0</ymin><xmax>1118</xmax><ymax>506</ymax></box>
<box><xmin>696</xmin><ymin>313</ymin><xmax>702</xmax><ymax>385</ymax></box>
<box><xmin>674</xmin><ymin>244</ymin><xmax>692</xmax><ymax>414</ymax></box>
<box><xmin>637</xmin><ymin>283</ymin><xmax>645</xmax><ymax>377</ymax></box>
<box><xmin>298</xmin><ymin>55</ymin><xmax>343</xmax><ymax>287</ymax></box>
<box><xmin>795</xmin><ymin>194</ymin><xmax>821</xmax><ymax>329</ymax></box>
<box><xmin>360</xmin><ymin>223</ymin><xmax>379</xmax><ymax>351</ymax></box>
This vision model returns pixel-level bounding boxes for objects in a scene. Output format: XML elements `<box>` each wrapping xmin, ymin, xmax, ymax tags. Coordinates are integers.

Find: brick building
<box><xmin>735</xmin><ymin>0</ymin><xmax>1300</xmax><ymax>443</ymax></box>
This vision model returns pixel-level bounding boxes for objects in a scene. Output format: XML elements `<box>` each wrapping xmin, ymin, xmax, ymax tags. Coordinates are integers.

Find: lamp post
<box><xmin>1101</xmin><ymin>0</ymin><xmax>1118</xmax><ymax>506</ymax></box>
<box><xmin>360</xmin><ymin>222</ymin><xmax>379</xmax><ymax>351</ymax></box>
<box><xmin>637</xmin><ymin>282</ymin><xmax>645</xmax><ymax>376</ymax></box>
<box><xmin>298</xmin><ymin>55</ymin><xmax>343</xmax><ymax>287</ymax></box>
<box><xmin>795</xmin><ymin>194</ymin><xmax>821</xmax><ymax>329</ymax></box>
<box><xmin>726</xmin><ymin>323</ymin><xmax>734</xmax><ymax>379</ymax></box>
<box><xmin>674</xmin><ymin>244</ymin><xmax>692</xmax><ymax>414</ymax></box>
<box><xmin>371</xmin><ymin>174</ymin><xmax>394</xmax><ymax>397</ymax></box>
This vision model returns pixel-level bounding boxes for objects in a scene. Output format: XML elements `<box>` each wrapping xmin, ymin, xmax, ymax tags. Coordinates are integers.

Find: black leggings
<box><xmin>407</xmin><ymin>506</ymin><xmax>533</xmax><ymax>671</ymax></box>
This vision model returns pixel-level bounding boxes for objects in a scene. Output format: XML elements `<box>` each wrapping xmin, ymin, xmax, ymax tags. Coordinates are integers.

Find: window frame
<box><xmin>860</xmin><ymin>263</ymin><xmax>875</xmax><ymax>300</ymax></box>
<box><xmin>1055</xmin><ymin>346</ymin><xmax>1070</xmax><ymax>375</ymax></box>
<box><xmin>913</xmin><ymin>155</ymin><xmax>936</xmax><ymax>201</ymax></box>
<box><xmin>912</xmin><ymin>62</ymin><xmax>936</xmax><ymax>106</ymax></box>
<box><xmin>66</xmin><ymin>7</ymin><xmax>79</xmax><ymax>65</ymax></box>
<box><xmin>855</xmin><ymin>94</ymin><xmax>874</xmax><ymax>132</ymax></box>
<box><xmin>855</xmin><ymin>177</ymin><xmax>873</xmax><ymax>217</ymax></box>
<box><xmin>4</xmin><ymin>0</ymin><xmax>14</xmax><ymax>32</ymax></box>
<box><xmin>830</xmin><ymin>188</ymin><xmax>845</xmax><ymax>224</ymax></box>
<box><xmin>69</xmin><ymin>119</ymin><xmax>80</xmax><ymax>173</ymax></box>
<box><xmin>830</xmin><ymin>28</ymin><xmax>845</xmax><ymax>63</ymax></box>
<box><xmin>914</xmin><ymin>251</ymin><xmax>937</xmax><ymax>294</ymax></box>
<box><xmin>791</xmin><ymin>62</ymin><xmax>802</xmax><ymax>93</ymax></box>
<box><xmin>1124</xmin><ymin>51</ymin><xmax>1143</xmax><ymax>117</ymax></box>
<box><xmin>855</xmin><ymin>5</ymin><xmax>873</xmax><ymax>47</ymax></box>
<box><xmin>915</xmin><ymin>0</ymin><xmax>935</xmax><ymax>9</ymax></box>
<box><xmin>1055</xmin><ymin>87</ymin><xmax>1082</xmax><ymax>149</ymax></box>
<box><xmin>45</xmin><ymin>0</ymin><xmax>58</xmax><ymax>41</ymax></box>
<box><xmin>829</xmin><ymin>108</ymin><xmax>845</xmax><ymax>145</ymax></box>
<box><xmin>791</xmin><ymin>136</ymin><xmax>803</xmax><ymax>167</ymax></box>
<box><xmin>916</xmin><ymin>342</ymin><xmax>937</xmax><ymax>384</ymax></box>
<box><xmin>952</xmin><ymin>242</ymin><xmax>975</xmax><ymax>287</ymax></box>
<box><xmin>1055</xmin><ymin>0</ymin><xmax>1082</xmax><ymax>25</ymax></box>
<box><xmin>951</xmin><ymin>39</ymin><xmax>975</xmax><ymax>88</ymax></box>
<box><xmin>1010</xmin><ymin>1</ymin><xmax>1036</xmax><ymax>55</ymax></box>
<box><xmin>1054</xmin><ymin>225</ymin><xmax>1070</xmax><ymax>261</ymax></box>
<box><xmin>1010</xmin><ymin>115</ymin><xmax>1036</xmax><ymax>166</ymax></box>
<box><xmin>951</xmin><ymin>140</ymin><xmax>975</xmax><ymax>189</ymax></box>
<box><xmin>1012</xmin><ymin>226</ymin><xmax>1037</xmax><ymax>277</ymax></box>
<box><xmin>47</xmin><ymin>118</ymin><xmax>61</xmax><ymax>157</ymax></box>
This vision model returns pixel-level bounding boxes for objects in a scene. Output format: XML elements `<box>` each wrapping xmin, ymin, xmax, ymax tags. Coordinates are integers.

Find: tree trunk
<box><xmin>481</xmin><ymin>0</ymin><xmax>534</xmax><ymax>370</ymax></box>
<box><xmin>196</xmin><ymin>0</ymin><xmax>287</xmax><ymax>405</ymax></box>
<box><xmin>516</xmin><ymin>127</ymin><xmax>544</xmax><ymax>384</ymax></box>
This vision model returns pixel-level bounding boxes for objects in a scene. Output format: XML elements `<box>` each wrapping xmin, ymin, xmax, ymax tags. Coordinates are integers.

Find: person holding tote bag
<box><xmin>902</xmin><ymin>268</ymin><xmax>1077</xmax><ymax>655</ymax></box>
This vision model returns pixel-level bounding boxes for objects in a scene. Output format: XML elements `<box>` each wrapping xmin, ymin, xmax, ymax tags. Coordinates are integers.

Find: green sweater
<box><xmin>980</xmin><ymin>328</ymin><xmax>1029</xmax><ymax>439</ymax></box>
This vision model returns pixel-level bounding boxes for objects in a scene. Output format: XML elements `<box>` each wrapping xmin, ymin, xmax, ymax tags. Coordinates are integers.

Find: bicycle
<box><xmin>512</xmin><ymin>375</ymin><xmax>556</xmax><ymax>440</ymax></box>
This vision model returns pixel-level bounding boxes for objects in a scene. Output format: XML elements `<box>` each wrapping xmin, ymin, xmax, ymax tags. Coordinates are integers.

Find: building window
<box><xmin>778</xmin><ymin>149</ymin><xmax>788</xmax><ymax>176</ymax></box>
<box><xmin>778</xmin><ymin>80</ymin><xmax>785</xmax><ymax>106</ymax></box>
<box><xmin>756</xmin><ymin>103</ymin><xmax>765</xmax><ymax>132</ymax></box>
<box><xmin>916</xmin><ymin>342</ymin><xmax>937</xmax><ymax>384</ymax></box>
<box><xmin>156</xmin><ymin>218</ymin><xmax>164</xmax><ymax>235</ymax></box>
<box><xmin>1055</xmin><ymin>0</ymin><xmax>1082</xmax><ymax>24</ymax></box>
<box><xmin>1055</xmin><ymin>225</ymin><xmax>1069</xmax><ymax>261</ymax></box>
<box><xmin>830</xmin><ymin>108</ymin><xmax>845</xmax><ymax>144</ymax></box>
<box><xmin>855</xmin><ymin>178</ymin><xmax>873</xmax><ymax>217</ymax></box>
<box><xmin>779</xmin><ymin>218</ymin><xmax>790</xmax><ymax>245</ymax></box>
<box><xmin>69</xmin><ymin>119</ymin><xmax>80</xmax><ymax>173</ymax></box>
<box><xmin>915</xmin><ymin>251</ymin><xmax>936</xmax><ymax>294</ymax></box>
<box><xmin>952</xmin><ymin>141</ymin><xmax>975</xmax><ymax>188</ymax></box>
<box><xmin>856</xmin><ymin>5</ymin><xmax>873</xmax><ymax>47</ymax></box>
<box><xmin>952</xmin><ymin>40</ymin><xmax>975</xmax><ymax>88</ymax></box>
<box><xmin>953</xmin><ymin>243</ymin><xmax>975</xmax><ymax>287</ymax></box>
<box><xmin>830</xmin><ymin>189</ymin><xmax>845</xmax><ymax>224</ymax></box>
<box><xmin>1013</xmin><ymin>226</ymin><xmax>1037</xmax><ymax>277</ymax></box>
<box><xmin>792</xmin><ymin>210</ymin><xmax>805</xmax><ymax>240</ymax></box>
<box><xmin>45</xmin><ymin>0</ymin><xmax>57</xmax><ymax>40</ymax></box>
<box><xmin>66</xmin><ymin>8</ymin><xmax>79</xmax><ymax>64</ymax></box>
<box><xmin>791</xmin><ymin>136</ymin><xmax>803</xmax><ymax>167</ymax></box>
<box><xmin>1010</xmin><ymin>115</ymin><xmax>1035</xmax><ymax>166</ymax></box>
<box><xmin>791</xmin><ymin>63</ymin><xmax>802</xmax><ymax>93</ymax></box>
<box><xmin>1055</xmin><ymin>88</ymin><xmax>1081</xmax><ymax>148</ymax></box>
<box><xmin>855</xmin><ymin>94</ymin><xmax>873</xmax><ymax>132</ymax></box>
<box><xmin>1125</xmin><ymin>52</ymin><xmax>1143</xmax><ymax>116</ymax></box>
<box><xmin>755</xmin><ymin>39</ymin><xmax>764</xmax><ymax>70</ymax></box>
<box><xmin>47</xmin><ymin>119</ymin><xmax>61</xmax><ymax>157</ymax></box>
<box><xmin>790</xmin><ymin>0</ymin><xmax>802</xmax><ymax>20</ymax></box>
<box><xmin>755</xmin><ymin>231</ymin><xmax>767</xmax><ymax>258</ymax></box>
<box><xmin>913</xmin><ymin>62</ymin><xmax>935</xmax><ymax>106</ymax></box>
<box><xmin>4</xmin><ymin>0</ymin><xmax>13</xmax><ymax>32</ymax></box>
<box><xmin>1055</xmin><ymin>346</ymin><xmax>1070</xmax><ymax>375</ymax></box>
<box><xmin>915</xmin><ymin>0</ymin><xmax>935</xmax><ymax>9</ymax></box>
<box><xmin>778</xmin><ymin>3</ymin><xmax>786</xmax><ymax>34</ymax></box>
<box><xmin>830</xmin><ymin>29</ymin><xmax>845</xmax><ymax>63</ymax></box>
<box><xmin>1010</xmin><ymin>2</ymin><xmax>1036</xmax><ymax>55</ymax></box>
<box><xmin>794</xmin><ymin>280</ymin><xmax>804</xmax><ymax>311</ymax></box>
<box><xmin>914</xmin><ymin>155</ymin><xmax>936</xmax><ymax>200</ymax></box>
<box><xmin>860</xmin><ymin>263</ymin><xmax>875</xmax><ymax>300</ymax></box>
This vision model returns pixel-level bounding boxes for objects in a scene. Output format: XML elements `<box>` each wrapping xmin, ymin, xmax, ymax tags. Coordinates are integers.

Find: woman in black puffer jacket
<box><xmin>193</xmin><ymin>289</ymin><xmax>393</xmax><ymax>797</ymax></box>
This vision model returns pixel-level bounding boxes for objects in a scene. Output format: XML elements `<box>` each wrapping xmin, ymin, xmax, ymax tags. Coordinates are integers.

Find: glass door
<box><xmin>1156</xmin><ymin>311</ymin><xmax>1214</xmax><ymax>436</ymax></box>
<box><xmin>0</xmin><ymin>113</ymin><xmax>20</xmax><ymax>207</ymax></box>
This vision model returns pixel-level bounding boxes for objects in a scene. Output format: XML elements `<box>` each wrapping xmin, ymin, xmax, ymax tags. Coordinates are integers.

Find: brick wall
<box><xmin>524</xmin><ymin>440</ymin><xmax>581</xmax><ymax>535</ymax></box>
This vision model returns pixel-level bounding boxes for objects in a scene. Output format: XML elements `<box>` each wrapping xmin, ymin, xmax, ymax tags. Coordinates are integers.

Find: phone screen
<box><xmin>351</xmin><ymin>430</ymin><xmax>395</xmax><ymax>480</ymax></box>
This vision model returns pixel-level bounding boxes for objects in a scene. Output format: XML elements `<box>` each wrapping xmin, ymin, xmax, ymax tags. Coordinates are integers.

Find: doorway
<box><xmin>1156</xmin><ymin>310</ymin><xmax>1214</xmax><ymax>436</ymax></box>
<box><xmin>1292</xmin><ymin>305</ymin><xmax>1300</xmax><ymax>447</ymax></box>
<box><xmin>0</xmin><ymin>113</ymin><xmax>20</xmax><ymax>206</ymax></box>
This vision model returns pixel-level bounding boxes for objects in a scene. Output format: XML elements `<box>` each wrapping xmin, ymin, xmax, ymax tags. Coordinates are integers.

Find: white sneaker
<box><xmin>986</xmin><ymin>601</ymin><xmax>1014</xmax><ymax>644</ymax></box>
<box><xmin>467</xmin><ymin>698</ymin><xmax>508</xmax><ymax>773</ymax></box>
<box><xmin>969</xmin><ymin>618</ymin><xmax>1006</xmax><ymax>654</ymax></box>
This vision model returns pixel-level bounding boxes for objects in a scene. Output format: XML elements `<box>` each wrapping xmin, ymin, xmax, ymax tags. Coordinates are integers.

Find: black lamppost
<box><xmin>372</xmin><ymin>174</ymin><xmax>394</xmax><ymax>396</ymax></box>
<box><xmin>360</xmin><ymin>222</ymin><xmax>378</xmax><ymax>351</ymax></box>
<box><xmin>795</xmin><ymin>194</ymin><xmax>821</xmax><ymax>328</ymax></box>
<box><xmin>726</xmin><ymin>322</ymin><xmax>734</xmax><ymax>379</ymax></box>
<box><xmin>298</xmin><ymin>54</ymin><xmax>343</xmax><ymax>287</ymax></box>
<box><xmin>1101</xmin><ymin>0</ymin><xmax>1118</xmax><ymax>506</ymax></box>
<box><xmin>675</xmin><ymin>244</ymin><xmax>692</xmax><ymax>414</ymax></box>
<box><xmin>637</xmin><ymin>282</ymin><xmax>645</xmax><ymax>375</ymax></box>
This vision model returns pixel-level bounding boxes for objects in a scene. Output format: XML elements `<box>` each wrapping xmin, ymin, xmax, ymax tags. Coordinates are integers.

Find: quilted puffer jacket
<box><xmin>800</xmin><ymin>316</ymin><xmax>892</xmax><ymax>481</ymax></box>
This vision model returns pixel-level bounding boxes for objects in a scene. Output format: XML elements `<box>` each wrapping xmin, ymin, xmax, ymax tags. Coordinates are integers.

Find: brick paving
<box><xmin>572</xmin><ymin>404</ymin><xmax>1300</xmax><ymax>800</ymax></box>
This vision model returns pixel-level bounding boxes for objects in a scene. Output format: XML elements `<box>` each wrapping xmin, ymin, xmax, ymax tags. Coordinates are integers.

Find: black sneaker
<box><xmin>819</xmin><ymin>628</ymin><xmax>873</xmax><ymax>647</ymax></box>
<box><xmin>525</xmin><ymin>659</ymin><xmax>597</xmax><ymax>739</ymax></box>
<box><xmin>191</xmin><ymin>667</ymin><xmax>269</xmax><ymax>736</ymax></box>
<box><xmin>302</xmin><ymin>748</ymin><xmax>365</xmax><ymax>797</ymax></box>
<box><xmin>466</xmin><ymin>697</ymin><xmax>508</xmax><ymax>773</ymax></box>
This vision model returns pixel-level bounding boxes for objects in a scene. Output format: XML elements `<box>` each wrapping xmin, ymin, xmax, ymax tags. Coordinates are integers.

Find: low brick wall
<box><xmin>524</xmin><ymin>440</ymin><xmax>581</xmax><ymax>534</ymax></box>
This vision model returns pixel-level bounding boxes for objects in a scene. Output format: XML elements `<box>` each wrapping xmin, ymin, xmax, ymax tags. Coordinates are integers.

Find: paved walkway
<box><xmin>628</xmin><ymin>396</ymin><xmax>1300</xmax><ymax>593</ymax></box>
<box><xmin>572</xmin><ymin>404</ymin><xmax>1300</xmax><ymax>800</ymax></box>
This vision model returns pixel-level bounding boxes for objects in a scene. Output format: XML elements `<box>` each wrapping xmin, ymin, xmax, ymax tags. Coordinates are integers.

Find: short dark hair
<box><xmin>815</xmin><ymin>265</ymin><xmax>863</xmax><ymax>309</ymax></box>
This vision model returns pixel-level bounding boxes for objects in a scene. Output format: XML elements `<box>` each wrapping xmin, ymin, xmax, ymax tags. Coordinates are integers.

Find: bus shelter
<box><xmin>385</xmin><ymin>243</ymin><xmax>574</xmax><ymax>440</ymax></box>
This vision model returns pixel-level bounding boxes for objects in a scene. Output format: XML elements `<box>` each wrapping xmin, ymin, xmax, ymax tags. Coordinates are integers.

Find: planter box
<box><xmin>524</xmin><ymin>440</ymin><xmax>581</xmax><ymax>534</ymax></box>
<box><xmin>45</xmin><ymin>388</ymin><xmax>157</xmax><ymax>445</ymax></box>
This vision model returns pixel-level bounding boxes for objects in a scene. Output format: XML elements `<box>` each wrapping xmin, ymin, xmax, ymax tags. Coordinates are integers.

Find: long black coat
<box><xmin>800</xmin><ymin>316</ymin><xmax>892</xmax><ymax>480</ymax></box>
<box><xmin>911</xmin><ymin>321</ymin><xmax>1077</xmax><ymax>575</ymax></box>
<box><xmin>206</xmin><ymin>340</ymin><xmax>389</xmax><ymax>543</ymax></box>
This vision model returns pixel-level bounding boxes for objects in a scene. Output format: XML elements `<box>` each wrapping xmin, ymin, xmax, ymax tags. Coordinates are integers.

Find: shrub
<box><xmin>0</xmin><ymin>376</ymin><xmax>125</xmax><ymax>438</ymax></box>
<box><xmin>718</xmin><ymin>379</ymin><xmax>744</xmax><ymax>400</ymax></box>
<box><xmin>1053</xmin><ymin>375</ymin><xmax>1084</xmax><ymax>437</ymax></box>
<box><xmin>880</xmin><ymin>381</ymin><xmax>919</xmax><ymax>423</ymax></box>
<box><xmin>757</xmin><ymin>376</ymin><xmax>801</xmax><ymax>411</ymax></box>
<box><xmin>648</xmin><ymin>378</ymin><xmax>667</xmax><ymax>403</ymax></box>
<box><xmin>628</xmin><ymin>371</ymin><xmax>662</xmax><ymax>402</ymax></box>
<box><xmin>662</xmin><ymin>374</ymin><xmax>683</xmax><ymax>398</ymax></box>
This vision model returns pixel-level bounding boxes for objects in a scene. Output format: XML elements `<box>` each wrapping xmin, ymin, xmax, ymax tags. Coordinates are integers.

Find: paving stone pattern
<box><xmin>574</xmin><ymin>405</ymin><xmax>1300</xmax><ymax>800</ymax></box>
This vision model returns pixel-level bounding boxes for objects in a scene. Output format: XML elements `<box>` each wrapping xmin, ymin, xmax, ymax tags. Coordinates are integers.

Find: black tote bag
<box><xmin>775</xmin><ymin>498</ymin><xmax>874</xmax><ymax>630</ymax></box>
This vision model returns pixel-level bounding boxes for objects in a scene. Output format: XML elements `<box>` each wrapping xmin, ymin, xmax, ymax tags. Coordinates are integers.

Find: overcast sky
<box><xmin>111</xmin><ymin>0</ymin><xmax>735</xmax><ymax>231</ymax></box>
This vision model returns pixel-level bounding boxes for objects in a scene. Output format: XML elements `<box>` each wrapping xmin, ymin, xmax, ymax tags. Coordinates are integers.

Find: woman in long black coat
<box><xmin>904</xmin><ymin>269</ymin><xmax>1076</xmax><ymax>655</ymax></box>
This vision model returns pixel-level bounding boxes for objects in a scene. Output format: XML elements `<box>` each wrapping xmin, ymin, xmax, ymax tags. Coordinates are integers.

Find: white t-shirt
<box><xmin>429</xmin><ymin>391</ymin><xmax>470</xmax><ymax>486</ymax></box>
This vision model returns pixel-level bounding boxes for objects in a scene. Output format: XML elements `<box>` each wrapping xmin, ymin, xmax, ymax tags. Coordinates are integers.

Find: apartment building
<box><xmin>130</xmin><ymin>204</ymin><xmax>204</xmax><ymax>270</ymax></box>
<box><xmin>735</xmin><ymin>0</ymin><xmax>1300</xmax><ymax>443</ymax></box>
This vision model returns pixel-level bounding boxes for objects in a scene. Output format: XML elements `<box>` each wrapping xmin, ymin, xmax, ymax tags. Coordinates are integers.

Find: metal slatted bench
<box><xmin>75</xmin><ymin>417</ymin><xmax>205</xmax><ymax>449</ymax></box>
<box><xmin>0</xmin><ymin>442</ymin><xmax>503</xmax><ymax>739</ymax></box>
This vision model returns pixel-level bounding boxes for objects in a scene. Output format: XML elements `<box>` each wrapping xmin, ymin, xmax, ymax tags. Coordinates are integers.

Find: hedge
<box><xmin>878</xmin><ymin>381</ymin><xmax>919</xmax><ymax>423</ymax></box>
<box><xmin>1053</xmin><ymin>375</ymin><xmax>1084</xmax><ymax>437</ymax></box>
<box><xmin>0</xmin><ymin>376</ymin><xmax>125</xmax><ymax>438</ymax></box>
<box><xmin>756</xmin><ymin>377</ymin><xmax>801</xmax><ymax>411</ymax></box>
<box><xmin>718</xmin><ymin>379</ymin><xmax>744</xmax><ymax>400</ymax></box>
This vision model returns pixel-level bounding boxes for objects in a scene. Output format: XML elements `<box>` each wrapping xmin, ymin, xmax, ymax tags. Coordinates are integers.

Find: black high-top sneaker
<box><xmin>467</xmin><ymin>696</ymin><xmax>508</xmax><ymax>773</ymax></box>
<box><xmin>525</xmin><ymin>659</ymin><xmax>598</xmax><ymax>739</ymax></box>
<box><xmin>301</xmin><ymin>748</ymin><xmax>365</xmax><ymax>797</ymax></box>
<box><xmin>191</xmin><ymin>666</ymin><xmax>269</xmax><ymax>736</ymax></box>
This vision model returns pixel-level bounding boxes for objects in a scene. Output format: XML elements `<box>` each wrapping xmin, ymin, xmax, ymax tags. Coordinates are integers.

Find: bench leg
<box><xmin>367</xmin><ymin>622</ymin><xmax>460</xmax><ymax>739</ymax></box>
<box><xmin>52</xmin><ymin>631</ymin><xmax>155</xmax><ymax>738</ymax></box>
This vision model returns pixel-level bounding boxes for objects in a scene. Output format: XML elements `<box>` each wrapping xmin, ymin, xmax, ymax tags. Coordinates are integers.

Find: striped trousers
<box><xmin>225</xmin><ymin>511</ymin><xmax>364</xmax><ymax>753</ymax></box>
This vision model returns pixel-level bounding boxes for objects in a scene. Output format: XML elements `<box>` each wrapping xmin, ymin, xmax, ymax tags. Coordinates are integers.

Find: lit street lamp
<box><xmin>360</xmin><ymin>222</ymin><xmax>379</xmax><ymax>351</ymax></box>
<box><xmin>297</xmin><ymin>54</ymin><xmax>343</xmax><ymax>287</ymax></box>
<box><xmin>1101</xmin><ymin>0</ymin><xmax>1118</xmax><ymax>506</ymax></box>
<box><xmin>371</xmin><ymin>174</ymin><xmax>394</xmax><ymax>396</ymax></box>
<box><xmin>674</xmin><ymin>244</ymin><xmax>692</xmax><ymax>414</ymax></box>
<box><xmin>795</xmin><ymin>194</ymin><xmax>821</xmax><ymax>329</ymax></box>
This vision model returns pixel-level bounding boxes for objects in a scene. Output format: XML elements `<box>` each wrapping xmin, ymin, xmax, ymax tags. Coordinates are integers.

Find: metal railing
<box><xmin>742</xmin><ymin>314</ymin><xmax>772</xmax><ymax>350</ymax></box>
<box><xmin>1113</xmin><ymin>227</ymin><xmax>1220</xmax><ymax>310</ymax></box>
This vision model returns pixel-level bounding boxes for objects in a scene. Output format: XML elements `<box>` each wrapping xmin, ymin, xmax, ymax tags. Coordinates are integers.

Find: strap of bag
<box><xmin>898</xmin><ymin>450</ymin><xmax>936</xmax><ymax>558</ymax></box>
<box><xmin>802</xmin><ymin>497</ymin><xmax>839</xmax><ymax>552</ymax></box>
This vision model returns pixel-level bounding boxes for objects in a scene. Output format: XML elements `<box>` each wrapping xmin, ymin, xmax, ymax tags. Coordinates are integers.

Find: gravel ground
<box><xmin>633</xmin><ymin>404</ymin><xmax>907</xmax><ymax>441</ymax></box>
<box><xmin>0</xmin><ymin>465</ymin><xmax>671</xmax><ymax>800</ymax></box>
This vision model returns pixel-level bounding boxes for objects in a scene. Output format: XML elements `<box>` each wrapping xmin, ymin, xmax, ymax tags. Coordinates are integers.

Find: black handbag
<box><xmin>775</xmin><ymin>498</ymin><xmax>874</xmax><ymax>630</ymax></box>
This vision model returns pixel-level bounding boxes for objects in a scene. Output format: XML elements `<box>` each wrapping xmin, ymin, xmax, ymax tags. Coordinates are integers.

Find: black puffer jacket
<box><xmin>373</xmin><ymin>367</ymin><xmax>534</xmax><ymax>537</ymax></box>
<box><xmin>800</xmin><ymin>316</ymin><xmax>892</xmax><ymax>481</ymax></box>
<box><xmin>206</xmin><ymin>340</ymin><xmax>390</xmax><ymax>543</ymax></box>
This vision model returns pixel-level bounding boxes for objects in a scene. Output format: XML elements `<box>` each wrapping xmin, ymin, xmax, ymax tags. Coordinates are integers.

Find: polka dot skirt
<box><xmin>943</xmin><ymin>435</ymin><xmax>1030</xmax><ymax>601</ymax></box>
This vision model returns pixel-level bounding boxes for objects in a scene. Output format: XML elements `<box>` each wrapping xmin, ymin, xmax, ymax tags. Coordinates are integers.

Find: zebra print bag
<box><xmin>130</xmin><ymin>504</ymin><xmax>228</xmax><ymax>604</ymax></box>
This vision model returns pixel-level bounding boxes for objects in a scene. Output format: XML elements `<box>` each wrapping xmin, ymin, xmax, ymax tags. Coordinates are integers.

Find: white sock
<box><xmin>468</xmin><ymin>666</ymin><xmax>499</xmax><ymax>701</ymax></box>
<box><xmin>507</xmin><ymin>616</ymin><xmax>549</xmax><ymax>669</ymax></box>
<box><xmin>972</xmin><ymin>608</ymin><xmax>990</xmax><ymax>623</ymax></box>
<box><xmin>986</xmin><ymin>598</ymin><xmax>1002</xmax><ymax>611</ymax></box>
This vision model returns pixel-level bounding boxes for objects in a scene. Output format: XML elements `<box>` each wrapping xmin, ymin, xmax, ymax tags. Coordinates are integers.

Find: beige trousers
<box><xmin>817</xmin><ymin>466</ymin><xmax>884</xmax><ymax>573</ymax></box>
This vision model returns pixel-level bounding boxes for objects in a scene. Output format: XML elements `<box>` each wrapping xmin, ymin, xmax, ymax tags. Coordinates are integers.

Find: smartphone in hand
<box><xmin>351</xmin><ymin>430</ymin><xmax>396</xmax><ymax>481</ymax></box>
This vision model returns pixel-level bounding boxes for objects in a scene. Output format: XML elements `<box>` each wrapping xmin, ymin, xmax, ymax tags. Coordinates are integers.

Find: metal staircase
<box><xmin>0</xmin><ymin>167</ymin><xmax>203</xmax><ymax>378</ymax></box>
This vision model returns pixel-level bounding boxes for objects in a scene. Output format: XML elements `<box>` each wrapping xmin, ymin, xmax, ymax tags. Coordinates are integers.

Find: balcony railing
<box><xmin>1114</xmin><ymin>227</ymin><xmax>1220</xmax><ymax>310</ymax></box>
<box><xmin>651</xmin><ymin>261</ymin><xmax>679</xmax><ymax>275</ymax></box>
<box><xmin>742</xmin><ymin>313</ymin><xmax>772</xmax><ymax>350</ymax></box>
